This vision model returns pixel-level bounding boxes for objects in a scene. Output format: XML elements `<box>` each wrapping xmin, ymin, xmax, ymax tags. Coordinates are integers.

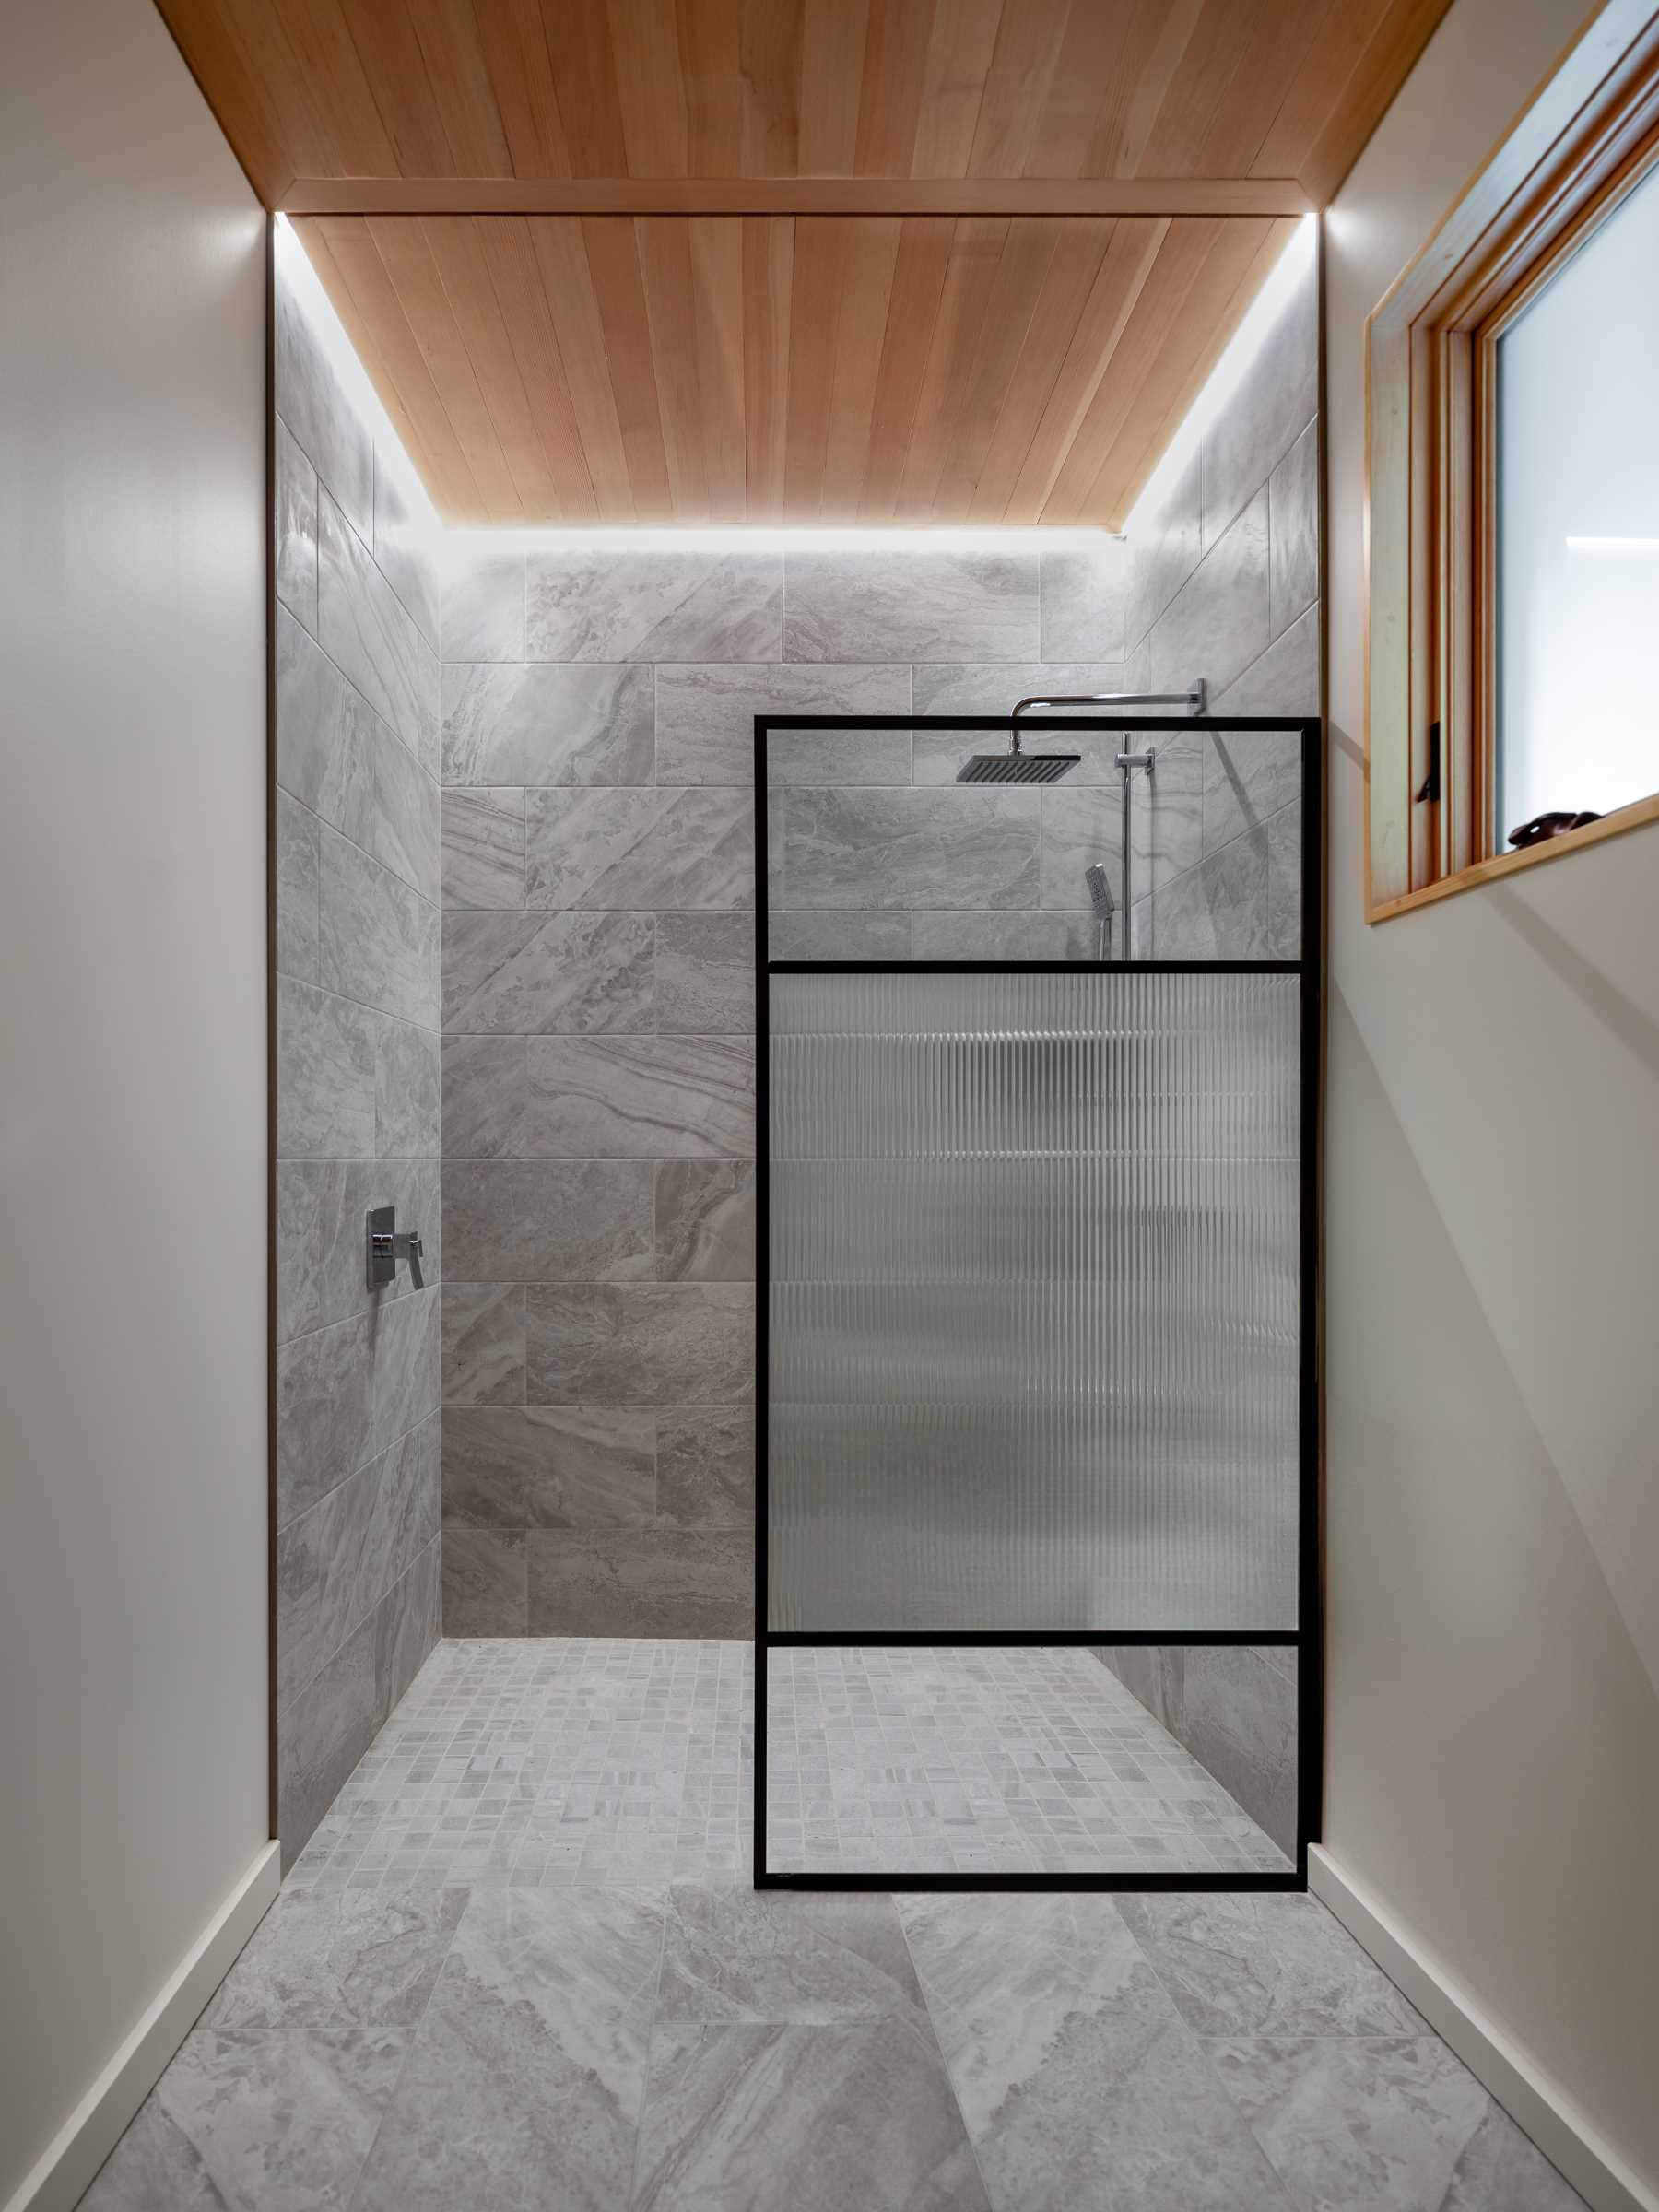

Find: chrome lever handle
<box><xmin>366</xmin><ymin>1205</ymin><xmax>424</xmax><ymax>1291</ymax></box>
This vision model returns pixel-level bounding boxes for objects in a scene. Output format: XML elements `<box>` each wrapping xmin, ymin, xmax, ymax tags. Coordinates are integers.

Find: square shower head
<box><xmin>954</xmin><ymin>749</ymin><xmax>1081</xmax><ymax>783</ymax></box>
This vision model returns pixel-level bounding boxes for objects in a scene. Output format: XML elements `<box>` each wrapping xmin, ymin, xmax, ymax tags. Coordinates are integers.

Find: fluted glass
<box><xmin>768</xmin><ymin>970</ymin><xmax>1300</xmax><ymax>1632</ymax></box>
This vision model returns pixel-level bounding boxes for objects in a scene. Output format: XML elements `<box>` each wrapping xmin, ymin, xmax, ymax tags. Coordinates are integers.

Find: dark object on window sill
<box><xmin>1507</xmin><ymin>808</ymin><xmax>1603</xmax><ymax>850</ymax></box>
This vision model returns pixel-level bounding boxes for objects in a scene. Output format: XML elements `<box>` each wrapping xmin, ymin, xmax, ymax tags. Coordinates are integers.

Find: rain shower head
<box><xmin>955</xmin><ymin>745</ymin><xmax>1080</xmax><ymax>784</ymax></box>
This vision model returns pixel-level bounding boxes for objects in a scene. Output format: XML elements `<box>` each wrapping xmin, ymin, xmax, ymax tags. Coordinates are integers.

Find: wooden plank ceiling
<box><xmin>159</xmin><ymin>0</ymin><xmax>1453</xmax><ymax>524</ymax></box>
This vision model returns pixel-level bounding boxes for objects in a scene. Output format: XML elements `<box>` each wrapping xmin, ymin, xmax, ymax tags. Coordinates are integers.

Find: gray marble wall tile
<box><xmin>526</xmin><ymin>786</ymin><xmax>754</xmax><ymax>910</ymax></box>
<box><xmin>1269</xmin><ymin>418</ymin><xmax>1318</xmax><ymax>641</ymax></box>
<box><xmin>1041</xmin><ymin>539</ymin><xmax>1130</xmax><ymax>661</ymax></box>
<box><xmin>275</xmin><ymin>271</ymin><xmax>373</xmax><ymax>541</ymax></box>
<box><xmin>782</xmin><ymin>551</ymin><xmax>1039</xmax><ymax>661</ymax></box>
<box><xmin>1149</xmin><ymin>484</ymin><xmax>1271</xmax><ymax>700</ymax></box>
<box><xmin>277</xmin><ymin>1157</ymin><xmax>441</xmax><ymax>1344</ymax></box>
<box><xmin>1205</xmin><ymin>730</ymin><xmax>1304</xmax><ymax>855</ymax></box>
<box><xmin>441</xmin><ymin>1034</ymin><xmax>525</xmax><ymax>1159</ymax></box>
<box><xmin>276</xmin><ymin>790</ymin><xmax>321</xmax><ymax>983</ymax></box>
<box><xmin>1202</xmin><ymin>260</ymin><xmax>1317</xmax><ymax>549</ymax></box>
<box><xmin>444</xmin><ymin>1159</ymin><xmax>654</xmax><ymax>1280</ymax></box>
<box><xmin>656</xmin><ymin>912</ymin><xmax>755</xmax><ymax>1033</ymax></box>
<box><xmin>376</xmin><ymin>1016</ymin><xmax>441</xmax><ymax>1159</ymax></box>
<box><xmin>657</xmin><ymin>1406</ymin><xmax>755</xmax><ymax>1526</ymax></box>
<box><xmin>767</xmin><ymin>912</ymin><xmax>912</xmax><ymax>961</ymax></box>
<box><xmin>1128</xmin><ymin>734</ymin><xmax>1206</xmax><ymax>895</ymax></box>
<box><xmin>441</xmin><ymin>1281</ymin><xmax>526</xmax><ymax>1406</ymax></box>
<box><xmin>1214</xmin><ymin>601</ymin><xmax>1319</xmax><ymax>720</ymax></box>
<box><xmin>277</xmin><ymin>976</ymin><xmax>376</xmax><ymax>1158</ymax></box>
<box><xmin>778</xmin><ymin>787</ymin><xmax>1039</xmax><ymax>911</ymax></box>
<box><xmin>371</xmin><ymin>447</ymin><xmax>440</xmax><ymax>649</ymax></box>
<box><xmin>276</xmin><ymin>608</ymin><xmax>440</xmax><ymax>903</ymax></box>
<box><xmin>1091</xmin><ymin>1646</ymin><xmax>1299</xmax><ymax>1857</ymax></box>
<box><xmin>442</xmin><ymin>909</ymin><xmax>654</xmax><ymax>1034</ymax></box>
<box><xmin>910</xmin><ymin>912</ymin><xmax>1098</xmax><ymax>961</ymax></box>
<box><xmin>319</xmin><ymin>825</ymin><xmax>441</xmax><ymax>1029</ymax></box>
<box><xmin>1037</xmin><ymin>785</ymin><xmax>1122</xmax><ymax>911</ymax></box>
<box><xmin>526</xmin><ymin>550</ymin><xmax>782</xmax><ymax>661</ymax></box>
<box><xmin>276</xmin><ymin>1601</ymin><xmax>379</xmax><ymax>1866</ymax></box>
<box><xmin>445</xmin><ymin>1406</ymin><xmax>656</xmax><ymax>1529</ymax></box>
<box><xmin>656</xmin><ymin>662</ymin><xmax>912</xmax><ymax>785</ymax></box>
<box><xmin>1124</xmin><ymin>444</ymin><xmax>1202</xmax><ymax>649</ymax></box>
<box><xmin>276</xmin><ymin>1310</ymin><xmax>374</xmax><ymax>1524</ymax></box>
<box><xmin>656</xmin><ymin>1161</ymin><xmax>757</xmax><ymax>1280</ymax></box>
<box><xmin>1266</xmin><ymin>800</ymin><xmax>1302</xmax><ymax>959</ymax></box>
<box><xmin>277</xmin><ymin>1413</ymin><xmax>439</xmax><ymax>1709</ymax></box>
<box><xmin>441</xmin><ymin>1525</ymin><xmax>527</xmax><ymax>1634</ymax></box>
<box><xmin>525</xmin><ymin>1526</ymin><xmax>751</xmax><ymax>1636</ymax></box>
<box><xmin>442</xmin><ymin>661</ymin><xmax>653</xmax><ymax>787</ymax></box>
<box><xmin>275</xmin><ymin>413</ymin><xmax>319</xmax><ymax>636</ymax></box>
<box><xmin>526</xmin><ymin>1283</ymin><xmax>755</xmax><ymax>1405</ymax></box>
<box><xmin>441</xmin><ymin>787</ymin><xmax>525</xmax><ymax>909</ymax></box>
<box><xmin>368</xmin><ymin>1284</ymin><xmax>441</xmax><ymax>1464</ymax></box>
<box><xmin>1144</xmin><ymin>818</ymin><xmax>1277</xmax><ymax>959</ymax></box>
<box><xmin>525</xmin><ymin>1038</ymin><xmax>756</xmax><ymax>1159</ymax></box>
<box><xmin>319</xmin><ymin>490</ymin><xmax>440</xmax><ymax>772</ymax></box>
<box><xmin>441</xmin><ymin>547</ymin><xmax>524</xmax><ymax>662</ymax></box>
<box><xmin>374</xmin><ymin>1534</ymin><xmax>440</xmax><ymax>1721</ymax></box>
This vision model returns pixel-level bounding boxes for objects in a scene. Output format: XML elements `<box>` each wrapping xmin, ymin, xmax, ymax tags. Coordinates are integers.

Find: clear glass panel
<box><xmin>767</xmin><ymin>969</ymin><xmax>1300</xmax><ymax>1632</ymax></box>
<box><xmin>1497</xmin><ymin>161</ymin><xmax>1659</xmax><ymax>841</ymax></box>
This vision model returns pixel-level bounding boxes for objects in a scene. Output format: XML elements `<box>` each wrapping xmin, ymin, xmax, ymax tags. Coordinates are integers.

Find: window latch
<box><xmin>1416</xmin><ymin>721</ymin><xmax>1441</xmax><ymax>804</ymax></box>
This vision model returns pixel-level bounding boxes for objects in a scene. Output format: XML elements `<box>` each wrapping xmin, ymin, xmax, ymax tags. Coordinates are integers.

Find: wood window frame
<box><xmin>1364</xmin><ymin>0</ymin><xmax>1659</xmax><ymax>922</ymax></box>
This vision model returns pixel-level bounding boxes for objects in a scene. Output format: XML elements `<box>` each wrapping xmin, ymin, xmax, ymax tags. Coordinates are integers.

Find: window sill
<box><xmin>1368</xmin><ymin>787</ymin><xmax>1659</xmax><ymax>922</ymax></box>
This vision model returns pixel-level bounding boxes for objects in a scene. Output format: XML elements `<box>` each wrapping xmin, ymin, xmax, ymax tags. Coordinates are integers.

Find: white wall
<box><xmin>0</xmin><ymin>3</ymin><xmax>270</xmax><ymax>2201</ymax></box>
<box><xmin>1324</xmin><ymin>0</ymin><xmax>1659</xmax><ymax>2192</ymax></box>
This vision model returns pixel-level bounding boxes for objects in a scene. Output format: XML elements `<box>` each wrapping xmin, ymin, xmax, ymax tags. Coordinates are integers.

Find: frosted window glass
<box><xmin>1497</xmin><ymin>163</ymin><xmax>1659</xmax><ymax>841</ymax></box>
<box><xmin>767</xmin><ymin>970</ymin><xmax>1300</xmax><ymax>1632</ymax></box>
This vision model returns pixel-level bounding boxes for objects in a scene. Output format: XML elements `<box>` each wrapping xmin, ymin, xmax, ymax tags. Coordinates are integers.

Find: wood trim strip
<box><xmin>277</xmin><ymin>174</ymin><xmax>1318</xmax><ymax>218</ymax></box>
<box><xmin>1369</xmin><ymin>790</ymin><xmax>1659</xmax><ymax>922</ymax></box>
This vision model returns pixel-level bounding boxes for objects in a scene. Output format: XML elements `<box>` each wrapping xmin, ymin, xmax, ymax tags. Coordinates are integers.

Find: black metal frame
<box><xmin>753</xmin><ymin>713</ymin><xmax>1323</xmax><ymax>1893</ymax></box>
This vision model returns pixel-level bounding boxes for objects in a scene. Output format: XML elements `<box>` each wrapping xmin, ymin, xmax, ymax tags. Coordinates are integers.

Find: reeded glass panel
<box><xmin>768</xmin><ymin>970</ymin><xmax>1300</xmax><ymax>1632</ymax></box>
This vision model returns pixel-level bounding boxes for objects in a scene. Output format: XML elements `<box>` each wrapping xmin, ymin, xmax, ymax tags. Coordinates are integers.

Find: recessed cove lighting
<box><xmin>442</xmin><ymin>524</ymin><xmax>1119</xmax><ymax>555</ymax></box>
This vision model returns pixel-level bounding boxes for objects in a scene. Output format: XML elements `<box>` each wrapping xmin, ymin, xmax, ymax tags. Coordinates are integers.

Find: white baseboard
<box><xmin>1310</xmin><ymin>1845</ymin><xmax>1656</xmax><ymax>2212</ymax></box>
<box><xmin>4</xmin><ymin>1839</ymin><xmax>281</xmax><ymax>2212</ymax></box>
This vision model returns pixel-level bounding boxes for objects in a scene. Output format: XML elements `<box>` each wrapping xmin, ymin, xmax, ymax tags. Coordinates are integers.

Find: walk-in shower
<box><xmin>759</xmin><ymin>708</ymin><xmax>1319</xmax><ymax>1889</ymax></box>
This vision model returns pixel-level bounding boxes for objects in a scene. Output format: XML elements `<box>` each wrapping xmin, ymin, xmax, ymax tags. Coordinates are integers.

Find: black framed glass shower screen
<box><xmin>755</xmin><ymin>714</ymin><xmax>1322</xmax><ymax>1892</ymax></box>
<box><xmin>768</xmin><ymin>964</ymin><xmax>1299</xmax><ymax>1633</ymax></box>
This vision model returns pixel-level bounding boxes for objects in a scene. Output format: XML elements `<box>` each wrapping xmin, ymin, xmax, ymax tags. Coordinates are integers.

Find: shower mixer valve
<box><xmin>366</xmin><ymin>1204</ymin><xmax>423</xmax><ymax>1291</ymax></box>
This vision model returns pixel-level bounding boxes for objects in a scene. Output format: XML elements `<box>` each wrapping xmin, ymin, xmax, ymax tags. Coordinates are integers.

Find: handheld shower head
<box><xmin>1085</xmin><ymin>863</ymin><xmax>1114</xmax><ymax>920</ymax></box>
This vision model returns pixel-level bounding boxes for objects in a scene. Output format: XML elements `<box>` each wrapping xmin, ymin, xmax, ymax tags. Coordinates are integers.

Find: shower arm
<box><xmin>1008</xmin><ymin>682</ymin><xmax>1208</xmax><ymax>949</ymax></box>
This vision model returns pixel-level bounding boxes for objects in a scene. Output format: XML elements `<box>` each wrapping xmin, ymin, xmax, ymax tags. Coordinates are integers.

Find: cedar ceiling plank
<box><xmin>580</xmin><ymin>217</ymin><xmax>676</xmax><ymax>516</ymax></box>
<box><xmin>1247</xmin><ymin>0</ymin><xmax>1394</xmax><ymax>182</ymax></box>
<box><xmin>1082</xmin><ymin>211</ymin><xmax>1286</xmax><ymax>523</ymax></box>
<box><xmin>410</xmin><ymin>0</ymin><xmax>514</xmax><ymax>176</ymax></box>
<box><xmin>689</xmin><ymin>217</ymin><xmax>748</xmax><ymax>520</ymax></box>
<box><xmin>155</xmin><ymin>0</ymin><xmax>303</xmax><ymax>202</ymax></box>
<box><xmin>820</xmin><ymin>216</ymin><xmax>905</xmax><ymax>516</ymax></box>
<box><xmin>853</xmin><ymin>0</ymin><xmax>936</xmax><ymax>177</ymax></box>
<box><xmin>741</xmin><ymin>214</ymin><xmax>794</xmax><ymax>518</ymax></box>
<box><xmin>1135</xmin><ymin>0</ymin><xmax>1271</xmax><ymax>178</ymax></box>
<box><xmin>1093</xmin><ymin>0</ymin><xmax>1208</xmax><ymax>177</ymax></box>
<box><xmin>1297</xmin><ymin>0</ymin><xmax>1456</xmax><ymax>204</ymax></box>
<box><xmin>1002</xmin><ymin>211</ymin><xmax>1167</xmax><ymax>518</ymax></box>
<box><xmin>894</xmin><ymin>215</ymin><xmax>1010</xmax><ymax>519</ymax></box>
<box><xmin>335</xmin><ymin>0</ymin><xmax>456</xmax><ymax>174</ymax></box>
<box><xmin>1036</xmin><ymin>216</ymin><xmax>1224</xmax><ymax>518</ymax></box>
<box><xmin>637</xmin><ymin>216</ymin><xmax>712</xmax><ymax>515</ymax></box>
<box><xmin>931</xmin><ymin>214</ymin><xmax>1063</xmax><ymax>516</ymax></box>
<box><xmin>967</xmin><ymin>0</ymin><xmax>1076</xmax><ymax>178</ymax></box>
<box><xmin>740</xmin><ymin>0</ymin><xmax>804</xmax><ymax>177</ymax></box>
<box><xmin>782</xmin><ymin>216</ymin><xmax>851</xmax><ymax>518</ymax></box>
<box><xmin>529</xmin><ymin>217</ymin><xmax>636</xmax><ymax>516</ymax></box>
<box><xmin>856</xmin><ymin>215</ymin><xmax>955</xmax><ymax>520</ymax></box>
<box><xmin>477</xmin><ymin>216</ymin><xmax>599</xmax><ymax>516</ymax></box>
<box><xmin>297</xmin><ymin>215</ymin><xmax>485</xmax><ymax>514</ymax></box>
<box><xmin>540</xmin><ymin>0</ymin><xmax>631</xmax><ymax>176</ymax></box>
<box><xmin>421</xmin><ymin>215</ymin><xmax>557</xmax><ymax>510</ymax></box>
<box><xmin>607</xmin><ymin>0</ymin><xmax>691</xmax><ymax>176</ymax></box>
<box><xmin>1190</xmin><ymin>0</ymin><xmax>1328</xmax><ymax>176</ymax></box>
<box><xmin>470</xmin><ymin>0</ymin><xmax>572</xmax><ymax>178</ymax></box>
<box><xmin>366</xmin><ymin>212</ymin><xmax>524</xmax><ymax>513</ymax></box>
<box><xmin>1031</xmin><ymin>0</ymin><xmax>1137</xmax><ymax>180</ymax></box>
<box><xmin>676</xmin><ymin>0</ymin><xmax>744</xmax><ymax>177</ymax></box>
<box><xmin>967</xmin><ymin>216</ymin><xmax>1114</xmax><ymax>518</ymax></box>
<box><xmin>799</xmin><ymin>0</ymin><xmax>872</xmax><ymax>174</ymax></box>
<box><xmin>910</xmin><ymin>0</ymin><xmax>1006</xmax><ymax>180</ymax></box>
<box><xmin>272</xmin><ymin>0</ymin><xmax>399</xmax><ymax>173</ymax></box>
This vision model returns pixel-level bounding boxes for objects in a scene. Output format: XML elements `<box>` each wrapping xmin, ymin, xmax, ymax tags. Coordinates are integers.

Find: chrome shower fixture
<box><xmin>1085</xmin><ymin>861</ymin><xmax>1116</xmax><ymax>959</ymax></box>
<box><xmin>955</xmin><ymin>682</ymin><xmax>1207</xmax><ymax>784</ymax></box>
